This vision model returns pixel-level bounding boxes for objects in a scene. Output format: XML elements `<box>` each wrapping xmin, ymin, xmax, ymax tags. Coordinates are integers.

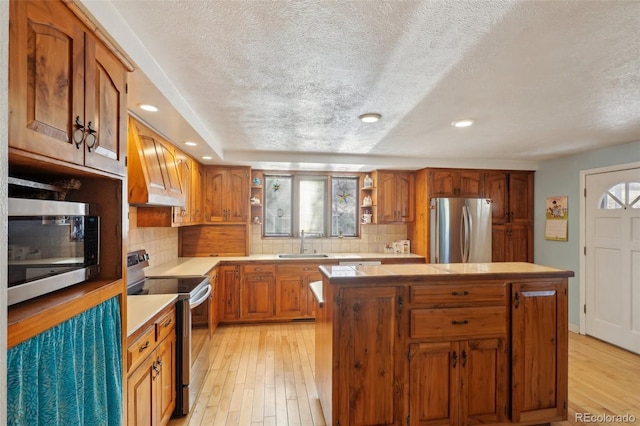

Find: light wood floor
<box><xmin>169</xmin><ymin>323</ymin><xmax>640</xmax><ymax>426</ymax></box>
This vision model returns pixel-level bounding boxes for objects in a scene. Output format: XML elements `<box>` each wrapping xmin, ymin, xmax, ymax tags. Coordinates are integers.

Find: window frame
<box><xmin>262</xmin><ymin>172</ymin><xmax>360</xmax><ymax>238</ymax></box>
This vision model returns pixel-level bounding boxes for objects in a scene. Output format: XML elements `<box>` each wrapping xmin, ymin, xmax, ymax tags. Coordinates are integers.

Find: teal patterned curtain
<box><xmin>7</xmin><ymin>296</ymin><xmax>123</xmax><ymax>425</ymax></box>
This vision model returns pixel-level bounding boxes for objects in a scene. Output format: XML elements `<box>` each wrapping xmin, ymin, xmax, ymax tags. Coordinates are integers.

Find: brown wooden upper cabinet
<box><xmin>190</xmin><ymin>161</ymin><xmax>204</xmax><ymax>224</ymax></box>
<box><xmin>484</xmin><ymin>171</ymin><xmax>534</xmax><ymax>225</ymax></box>
<box><xmin>375</xmin><ymin>170</ymin><xmax>415</xmax><ymax>223</ymax></box>
<box><xmin>428</xmin><ymin>169</ymin><xmax>484</xmax><ymax>198</ymax></box>
<box><xmin>8</xmin><ymin>0</ymin><xmax>128</xmax><ymax>176</ymax></box>
<box><xmin>485</xmin><ymin>171</ymin><xmax>534</xmax><ymax>262</ymax></box>
<box><xmin>172</xmin><ymin>150</ymin><xmax>193</xmax><ymax>225</ymax></box>
<box><xmin>203</xmin><ymin>166</ymin><xmax>250</xmax><ymax>223</ymax></box>
<box><xmin>128</xmin><ymin>117</ymin><xmax>185</xmax><ymax>207</ymax></box>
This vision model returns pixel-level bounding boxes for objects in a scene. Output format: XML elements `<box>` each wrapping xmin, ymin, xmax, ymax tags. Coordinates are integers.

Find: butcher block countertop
<box><xmin>319</xmin><ymin>261</ymin><xmax>574</xmax><ymax>283</ymax></box>
<box><xmin>127</xmin><ymin>294</ymin><xmax>177</xmax><ymax>337</ymax></box>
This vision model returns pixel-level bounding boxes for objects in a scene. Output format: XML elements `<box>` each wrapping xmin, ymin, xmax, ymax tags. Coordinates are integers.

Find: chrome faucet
<box><xmin>300</xmin><ymin>229</ymin><xmax>306</xmax><ymax>254</ymax></box>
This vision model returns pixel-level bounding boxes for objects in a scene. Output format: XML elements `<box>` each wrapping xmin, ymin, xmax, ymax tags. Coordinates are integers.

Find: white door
<box><xmin>585</xmin><ymin>167</ymin><xmax>640</xmax><ymax>354</ymax></box>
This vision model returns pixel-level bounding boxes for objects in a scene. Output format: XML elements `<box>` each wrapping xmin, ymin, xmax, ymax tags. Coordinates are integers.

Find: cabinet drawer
<box><xmin>276</xmin><ymin>264</ymin><xmax>320</xmax><ymax>276</ymax></box>
<box><xmin>410</xmin><ymin>283</ymin><xmax>507</xmax><ymax>307</ymax></box>
<box><xmin>410</xmin><ymin>306</ymin><xmax>507</xmax><ymax>340</ymax></box>
<box><xmin>242</xmin><ymin>264</ymin><xmax>275</xmax><ymax>274</ymax></box>
<box><xmin>155</xmin><ymin>308</ymin><xmax>176</xmax><ymax>343</ymax></box>
<box><xmin>127</xmin><ymin>326</ymin><xmax>155</xmax><ymax>371</ymax></box>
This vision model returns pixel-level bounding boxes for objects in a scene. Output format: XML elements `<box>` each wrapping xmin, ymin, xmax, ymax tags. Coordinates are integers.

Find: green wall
<box><xmin>534</xmin><ymin>140</ymin><xmax>640</xmax><ymax>327</ymax></box>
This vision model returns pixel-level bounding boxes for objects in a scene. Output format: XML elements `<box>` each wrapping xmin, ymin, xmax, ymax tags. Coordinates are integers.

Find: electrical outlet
<box><xmin>375</xmin><ymin>235</ymin><xmax>383</xmax><ymax>242</ymax></box>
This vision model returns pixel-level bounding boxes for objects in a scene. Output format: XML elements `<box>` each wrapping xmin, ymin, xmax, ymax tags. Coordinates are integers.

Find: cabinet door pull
<box><xmin>85</xmin><ymin>121</ymin><xmax>97</xmax><ymax>152</ymax></box>
<box><xmin>162</xmin><ymin>318</ymin><xmax>173</xmax><ymax>328</ymax></box>
<box><xmin>138</xmin><ymin>340</ymin><xmax>150</xmax><ymax>352</ymax></box>
<box><xmin>451</xmin><ymin>319</ymin><xmax>469</xmax><ymax>325</ymax></box>
<box><xmin>452</xmin><ymin>351</ymin><xmax>458</xmax><ymax>368</ymax></box>
<box><xmin>514</xmin><ymin>291</ymin><xmax>520</xmax><ymax>309</ymax></box>
<box><xmin>461</xmin><ymin>350</ymin><xmax>467</xmax><ymax>367</ymax></box>
<box><xmin>451</xmin><ymin>290</ymin><xmax>469</xmax><ymax>296</ymax></box>
<box><xmin>73</xmin><ymin>116</ymin><xmax>86</xmax><ymax>148</ymax></box>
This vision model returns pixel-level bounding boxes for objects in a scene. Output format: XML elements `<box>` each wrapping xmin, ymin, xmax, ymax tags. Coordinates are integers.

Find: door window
<box><xmin>598</xmin><ymin>181</ymin><xmax>640</xmax><ymax>209</ymax></box>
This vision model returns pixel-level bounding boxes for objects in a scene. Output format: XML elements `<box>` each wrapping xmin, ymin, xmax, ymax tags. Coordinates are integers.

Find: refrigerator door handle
<box><xmin>434</xmin><ymin>199</ymin><xmax>440</xmax><ymax>263</ymax></box>
<box><xmin>460</xmin><ymin>206</ymin><xmax>467</xmax><ymax>262</ymax></box>
<box><xmin>462</xmin><ymin>205</ymin><xmax>471</xmax><ymax>262</ymax></box>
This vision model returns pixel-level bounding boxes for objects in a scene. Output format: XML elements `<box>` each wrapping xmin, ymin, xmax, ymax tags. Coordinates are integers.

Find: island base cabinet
<box><xmin>317</xmin><ymin>266</ymin><xmax>572</xmax><ymax>426</ymax></box>
<box><xmin>337</xmin><ymin>286</ymin><xmax>403</xmax><ymax>426</ymax></box>
<box><xmin>409</xmin><ymin>339</ymin><xmax>508</xmax><ymax>426</ymax></box>
<box><xmin>511</xmin><ymin>282</ymin><xmax>568</xmax><ymax>424</ymax></box>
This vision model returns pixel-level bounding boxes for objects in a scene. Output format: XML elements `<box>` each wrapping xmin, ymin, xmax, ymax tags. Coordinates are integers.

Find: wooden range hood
<box><xmin>127</xmin><ymin>116</ymin><xmax>185</xmax><ymax>207</ymax></box>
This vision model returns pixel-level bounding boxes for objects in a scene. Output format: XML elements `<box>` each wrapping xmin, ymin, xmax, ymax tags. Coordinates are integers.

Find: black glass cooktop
<box><xmin>127</xmin><ymin>276</ymin><xmax>209</xmax><ymax>296</ymax></box>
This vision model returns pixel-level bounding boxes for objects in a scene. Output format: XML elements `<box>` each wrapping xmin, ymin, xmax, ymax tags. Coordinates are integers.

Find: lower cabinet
<box><xmin>492</xmin><ymin>224</ymin><xmax>532</xmax><ymax>262</ymax></box>
<box><xmin>337</xmin><ymin>286</ymin><xmax>402</xmax><ymax>426</ymax></box>
<box><xmin>208</xmin><ymin>267</ymin><xmax>219</xmax><ymax>335</ymax></box>
<box><xmin>511</xmin><ymin>281</ymin><xmax>568</xmax><ymax>423</ymax></box>
<box><xmin>409</xmin><ymin>338</ymin><xmax>508</xmax><ymax>426</ymax></box>
<box><xmin>127</xmin><ymin>305</ymin><xmax>176</xmax><ymax>426</ymax></box>
<box><xmin>219</xmin><ymin>262</ymin><xmax>326</xmax><ymax>323</ymax></box>
<box><xmin>218</xmin><ymin>265</ymin><xmax>241</xmax><ymax>321</ymax></box>
<box><xmin>275</xmin><ymin>273</ymin><xmax>307</xmax><ymax>317</ymax></box>
<box><xmin>241</xmin><ymin>272</ymin><xmax>275</xmax><ymax>319</ymax></box>
<box><xmin>275</xmin><ymin>263</ymin><xmax>323</xmax><ymax>318</ymax></box>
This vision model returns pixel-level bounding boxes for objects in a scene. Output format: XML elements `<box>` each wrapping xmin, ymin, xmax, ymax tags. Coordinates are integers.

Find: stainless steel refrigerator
<box><xmin>430</xmin><ymin>197</ymin><xmax>492</xmax><ymax>263</ymax></box>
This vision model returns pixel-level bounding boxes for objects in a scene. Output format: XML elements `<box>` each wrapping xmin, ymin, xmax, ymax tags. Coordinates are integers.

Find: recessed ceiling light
<box><xmin>202</xmin><ymin>156</ymin><xmax>212</xmax><ymax>160</ymax></box>
<box><xmin>451</xmin><ymin>119</ymin><xmax>474</xmax><ymax>128</ymax></box>
<box><xmin>358</xmin><ymin>113</ymin><xmax>382</xmax><ymax>123</ymax></box>
<box><xmin>139</xmin><ymin>104</ymin><xmax>159</xmax><ymax>112</ymax></box>
<box><xmin>185</xmin><ymin>141</ymin><xmax>198</xmax><ymax>146</ymax></box>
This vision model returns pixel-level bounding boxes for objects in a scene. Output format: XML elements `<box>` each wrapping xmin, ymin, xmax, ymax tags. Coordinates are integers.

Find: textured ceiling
<box><xmin>86</xmin><ymin>0</ymin><xmax>640</xmax><ymax>171</ymax></box>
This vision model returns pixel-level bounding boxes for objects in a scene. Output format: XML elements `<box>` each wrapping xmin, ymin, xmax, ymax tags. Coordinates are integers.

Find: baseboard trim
<box><xmin>568</xmin><ymin>322</ymin><xmax>580</xmax><ymax>334</ymax></box>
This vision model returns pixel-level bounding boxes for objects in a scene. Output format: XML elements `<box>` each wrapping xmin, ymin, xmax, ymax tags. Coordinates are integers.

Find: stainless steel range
<box><xmin>126</xmin><ymin>250</ymin><xmax>212</xmax><ymax>416</ymax></box>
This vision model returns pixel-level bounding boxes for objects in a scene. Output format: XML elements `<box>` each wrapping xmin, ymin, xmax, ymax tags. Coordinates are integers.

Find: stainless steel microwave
<box><xmin>8</xmin><ymin>198</ymin><xmax>100</xmax><ymax>306</ymax></box>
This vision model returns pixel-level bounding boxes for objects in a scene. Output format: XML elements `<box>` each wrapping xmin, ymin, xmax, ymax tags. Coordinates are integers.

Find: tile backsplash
<box><xmin>250</xmin><ymin>223</ymin><xmax>407</xmax><ymax>254</ymax></box>
<box><xmin>128</xmin><ymin>207</ymin><xmax>178</xmax><ymax>268</ymax></box>
<box><xmin>128</xmin><ymin>207</ymin><xmax>407</xmax><ymax>261</ymax></box>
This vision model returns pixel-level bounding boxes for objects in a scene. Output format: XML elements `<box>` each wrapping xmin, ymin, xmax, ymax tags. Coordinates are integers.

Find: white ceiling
<box><xmin>82</xmin><ymin>0</ymin><xmax>640</xmax><ymax>172</ymax></box>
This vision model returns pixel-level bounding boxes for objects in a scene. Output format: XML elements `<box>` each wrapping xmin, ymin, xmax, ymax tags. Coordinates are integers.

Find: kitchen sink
<box><xmin>277</xmin><ymin>253</ymin><xmax>330</xmax><ymax>259</ymax></box>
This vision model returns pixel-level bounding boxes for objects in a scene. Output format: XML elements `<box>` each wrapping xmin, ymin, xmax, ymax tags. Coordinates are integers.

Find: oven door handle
<box><xmin>190</xmin><ymin>283</ymin><xmax>212</xmax><ymax>309</ymax></box>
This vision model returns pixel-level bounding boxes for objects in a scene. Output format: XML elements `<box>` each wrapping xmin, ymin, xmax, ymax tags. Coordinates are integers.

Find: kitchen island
<box><xmin>315</xmin><ymin>262</ymin><xmax>574</xmax><ymax>426</ymax></box>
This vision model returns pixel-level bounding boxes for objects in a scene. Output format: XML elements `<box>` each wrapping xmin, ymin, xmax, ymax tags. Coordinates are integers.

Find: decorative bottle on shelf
<box><xmin>364</xmin><ymin>175</ymin><xmax>373</xmax><ymax>188</ymax></box>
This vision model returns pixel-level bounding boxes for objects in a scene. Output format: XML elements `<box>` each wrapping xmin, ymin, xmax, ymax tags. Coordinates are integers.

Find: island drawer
<box><xmin>242</xmin><ymin>264</ymin><xmax>275</xmax><ymax>274</ymax></box>
<box><xmin>410</xmin><ymin>306</ymin><xmax>507</xmax><ymax>340</ymax></box>
<box><xmin>155</xmin><ymin>307</ymin><xmax>176</xmax><ymax>343</ymax></box>
<box><xmin>410</xmin><ymin>283</ymin><xmax>507</xmax><ymax>307</ymax></box>
<box><xmin>127</xmin><ymin>326</ymin><xmax>155</xmax><ymax>371</ymax></box>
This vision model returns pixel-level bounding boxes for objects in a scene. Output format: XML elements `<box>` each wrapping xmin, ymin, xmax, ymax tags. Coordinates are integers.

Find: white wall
<box><xmin>534</xmin><ymin>140</ymin><xmax>640</xmax><ymax>327</ymax></box>
<box><xmin>1</xmin><ymin>0</ymin><xmax>10</xmax><ymax>423</ymax></box>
